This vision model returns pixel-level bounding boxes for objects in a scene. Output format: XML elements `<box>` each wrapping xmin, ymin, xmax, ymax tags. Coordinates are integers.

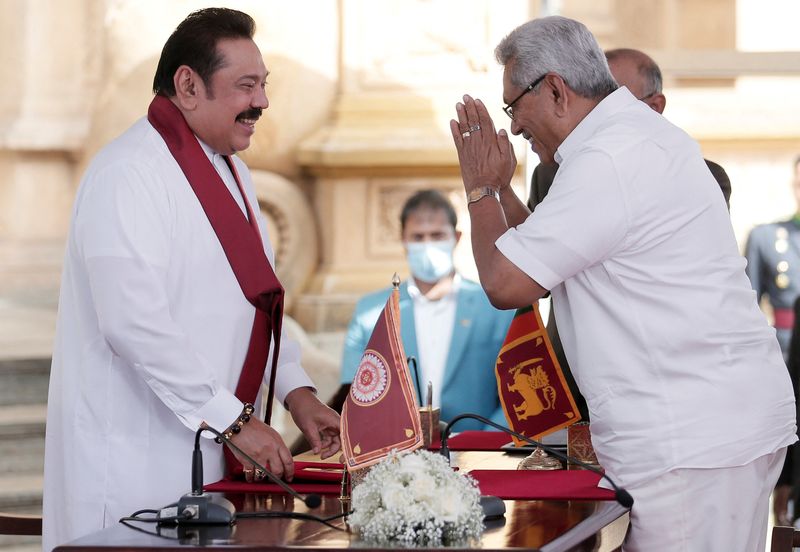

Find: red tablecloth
<box><xmin>429</xmin><ymin>430</ymin><xmax>512</xmax><ymax>451</ymax></box>
<box><xmin>469</xmin><ymin>469</ymin><xmax>616</xmax><ymax>501</ymax></box>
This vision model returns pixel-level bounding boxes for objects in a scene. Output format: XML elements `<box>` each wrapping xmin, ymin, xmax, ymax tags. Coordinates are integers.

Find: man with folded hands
<box><xmin>451</xmin><ymin>15</ymin><xmax>795</xmax><ymax>551</ymax></box>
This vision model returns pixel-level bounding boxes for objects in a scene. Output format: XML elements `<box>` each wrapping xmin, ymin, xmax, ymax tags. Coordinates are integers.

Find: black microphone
<box><xmin>440</xmin><ymin>413</ymin><xmax>633</xmax><ymax>509</ymax></box>
<box><xmin>202</xmin><ymin>426</ymin><xmax>322</xmax><ymax>509</ymax></box>
<box><xmin>156</xmin><ymin>427</ymin><xmax>238</xmax><ymax>525</ymax></box>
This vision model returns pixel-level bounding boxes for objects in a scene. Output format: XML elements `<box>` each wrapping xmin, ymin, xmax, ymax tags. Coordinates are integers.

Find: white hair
<box><xmin>495</xmin><ymin>16</ymin><xmax>618</xmax><ymax>99</ymax></box>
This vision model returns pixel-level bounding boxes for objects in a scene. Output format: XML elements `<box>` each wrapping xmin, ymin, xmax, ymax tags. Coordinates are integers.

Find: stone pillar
<box><xmin>0</xmin><ymin>0</ymin><xmax>102</xmax><ymax>240</ymax></box>
<box><xmin>293</xmin><ymin>0</ymin><xmax>532</xmax><ymax>332</ymax></box>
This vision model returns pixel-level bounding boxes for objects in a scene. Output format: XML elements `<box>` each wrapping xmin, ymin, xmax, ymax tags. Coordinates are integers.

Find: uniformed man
<box><xmin>745</xmin><ymin>154</ymin><xmax>800</xmax><ymax>526</ymax></box>
<box><xmin>745</xmin><ymin>155</ymin><xmax>800</xmax><ymax>361</ymax></box>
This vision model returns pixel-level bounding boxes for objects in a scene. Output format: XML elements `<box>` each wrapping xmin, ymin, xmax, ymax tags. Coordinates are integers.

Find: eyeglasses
<box><xmin>502</xmin><ymin>73</ymin><xmax>547</xmax><ymax>119</ymax></box>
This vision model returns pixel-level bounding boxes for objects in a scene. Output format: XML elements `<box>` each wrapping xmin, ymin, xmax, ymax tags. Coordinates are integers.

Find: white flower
<box><xmin>379</xmin><ymin>481</ymin><xmax>412</xmax><ymax>510</ymax></box>
<box><xmin>398</xmin><ymin>450</ymin><xmax>428</xmax><ymax>473</ymax></box>
<box><xmin>408</xmin><ymin>472</ymin><xmax>437</xmax><ymax>503</ymax></box>
<box><xmin>347</xmin><ymin>449</ymin><xmax>484</xmax><ymax>546</ymax></box>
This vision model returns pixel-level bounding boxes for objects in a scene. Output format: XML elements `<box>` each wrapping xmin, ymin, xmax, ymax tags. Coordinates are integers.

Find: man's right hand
<box><xmin>229</xmin><ymin>418</ymin><xmax>294</xmax><ymax>482</ymax></box>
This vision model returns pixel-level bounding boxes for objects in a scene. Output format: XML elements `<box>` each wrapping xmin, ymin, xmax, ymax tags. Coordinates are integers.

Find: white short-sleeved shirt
<box><xmin>496</xmin><ymin>87</ymin><xmax>796</xmax><ymax>488</ymax></box>
<box><xmin>407</xmin><ymin>275</ymin><xmax>460</xmax><ymax>407</ymax></box>
<box><xmin>43</xmin><ymin>116</ymin><xmax>314</xmax><ymax>550</ymax></box>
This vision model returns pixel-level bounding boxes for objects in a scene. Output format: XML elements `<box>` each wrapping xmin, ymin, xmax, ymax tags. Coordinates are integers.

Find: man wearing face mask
<box><xmin>340</xmin><ymin>190</ymin><xmax>514</xmax><ymax>430</ymax></box>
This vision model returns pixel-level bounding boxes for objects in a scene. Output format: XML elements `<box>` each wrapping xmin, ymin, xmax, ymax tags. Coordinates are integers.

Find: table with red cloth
<box><xmin>55</xmin><ymin>433</ymin><xmax>629</xmax><ymax>552</ymax></box>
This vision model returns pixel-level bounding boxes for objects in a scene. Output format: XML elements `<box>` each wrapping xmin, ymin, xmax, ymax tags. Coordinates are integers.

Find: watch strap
<box><xmin>467</xmin><ymin>186</ymin><xmax>500</xmax><ymax>205</ymax></box>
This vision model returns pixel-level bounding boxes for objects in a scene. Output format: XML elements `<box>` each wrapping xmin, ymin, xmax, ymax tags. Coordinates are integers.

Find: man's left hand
<box><xmin>285</xmin><ymin>387</ymin><xmax>341</xmax><ymax>459</ymax></box>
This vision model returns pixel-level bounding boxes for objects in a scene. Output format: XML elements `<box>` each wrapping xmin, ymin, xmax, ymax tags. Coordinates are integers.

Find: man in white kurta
<box><xmin>451</xmin><ymin>15</ymin><xmax>796</xmax><ymax>552</ymax></box>
<box><xmin>43</xmin><ymin>8</ymin><xmax>339</xmax><ymax>550</ymax></box>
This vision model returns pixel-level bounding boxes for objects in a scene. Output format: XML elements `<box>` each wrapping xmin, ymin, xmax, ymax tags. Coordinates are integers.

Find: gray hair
<box><xmin>605</xmin><ymin>48</ymin><xmax>663</xmax><ymax>97</ymax></box>
<box><xmin>495</xmin><ymin>16</ymin><xmax>618</xmax><ymax>99</ymax></box>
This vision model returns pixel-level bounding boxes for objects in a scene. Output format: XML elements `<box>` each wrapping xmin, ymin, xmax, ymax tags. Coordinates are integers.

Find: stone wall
<box><xmin>0</xmin><ymin>0</ymin><xmax>798</xmax><ymax>333</ymax></box>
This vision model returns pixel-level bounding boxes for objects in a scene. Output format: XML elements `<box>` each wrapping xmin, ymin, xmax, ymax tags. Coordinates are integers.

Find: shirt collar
<box><xmin>407</xmin><ymin>273</ymin><xmax>461</xmax><ymax>302</ymax></box>
<box><xmin>197</xmin><ymin>138</ymin><xmax>221</xmax><ymax>164</ymax></box>
<box><xmin>554</xmin><ymin>86</ymin><xmax>636</xmax><ymax>165</ymax></box>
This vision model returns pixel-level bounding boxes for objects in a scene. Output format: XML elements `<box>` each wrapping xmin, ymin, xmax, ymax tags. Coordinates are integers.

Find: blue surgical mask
<box><xmin>405</xmin><ymin>239</ymin><xmax>456</xmax><ymax>283</ymax></box>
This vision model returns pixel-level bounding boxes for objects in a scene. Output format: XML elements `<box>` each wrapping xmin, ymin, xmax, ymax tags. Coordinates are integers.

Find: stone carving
<box><xmin>368</xmin><ymin>180</ymin><xmax>464</xmax><ymax>257</ymax></box>
<box><xmin>367</xmin><ymin>182</ymin><xmax>465</xmax><ymax>256</ymax></box>
<box><xmin>251</xmin><ymin>170</ymin><xmax>318</xmax><ymax>311</ymax></box>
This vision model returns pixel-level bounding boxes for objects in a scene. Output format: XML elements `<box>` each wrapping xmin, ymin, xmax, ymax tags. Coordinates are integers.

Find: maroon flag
<box><xmin>341</xmin><ymin>287</ymin><xmax>423</xmax><ymax>470</ymax></box>
<box><xmin>496</xmin><ymin>304</ymin><xmax>580</xmax><ymax>446</ymax></box>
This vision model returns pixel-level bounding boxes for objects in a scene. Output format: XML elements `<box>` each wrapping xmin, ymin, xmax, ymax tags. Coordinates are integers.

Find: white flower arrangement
<box><xmin>348</xmin><ymin>449</ymin><xmax>484</xmax><ymax>546</ymax></box>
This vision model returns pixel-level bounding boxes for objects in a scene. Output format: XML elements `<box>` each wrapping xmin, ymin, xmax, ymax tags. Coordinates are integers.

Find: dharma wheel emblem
<box><xmin>351</xmin><ymin>352</ymin><xmax>391</xmax><ymax>405</ymax></box>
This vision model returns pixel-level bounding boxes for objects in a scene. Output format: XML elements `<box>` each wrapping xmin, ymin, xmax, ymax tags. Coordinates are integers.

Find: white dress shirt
<box><xmin>407</xmin><ymin>275</ymin><xmax>460</xmax><ymax>407</ymax></box>
<box><xmin>43</xmin><ymin>117</ymin><xmax>313</xmax><ymax>550</ymax></box>
<box><xmin>496</xmin><ymin>87</ymin><xmax>796</xmax><ymax>488</ymax></box>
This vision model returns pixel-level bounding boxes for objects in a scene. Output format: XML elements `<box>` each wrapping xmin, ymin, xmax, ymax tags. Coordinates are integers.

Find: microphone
<box><xmin>156</xmin><ymin>427</ymin><xmax>237</xmax><ymax>525</ymax></box>
<box><xmin>440</xmin><ymin>413</ymin><xmax>633</xmax><ymax>509</ymax></box>
<box><xmin>202</xmin><ymin>426</ymin><xmax>322</xmax><ymax>509</ymax></box>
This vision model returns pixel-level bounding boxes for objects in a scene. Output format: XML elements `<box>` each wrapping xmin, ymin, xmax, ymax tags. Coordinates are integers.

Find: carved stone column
<box><xmin>294</xmin><ymin>0</ymin><xmax>531</xmax><ymax>332</ymax></box>
<box><xmin>0</xmin><ymin>0</ymin><xmax>102</xmax><ymax>240</ymax></box>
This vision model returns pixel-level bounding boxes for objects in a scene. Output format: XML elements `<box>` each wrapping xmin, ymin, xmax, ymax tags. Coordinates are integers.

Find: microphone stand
<box><xmin>136</xmin><ymin>426</ymin><xmax>325</xmax><ymax>529</ymax></box>
<box><xmin>154</xmin><ymin>427</ymin><xmax>239</xmax><ymax>526</ymax></box>
<box><xmin>440</xmin><ymin>413</ymin><xmax>633</xmax><ymax>509</ymax></box>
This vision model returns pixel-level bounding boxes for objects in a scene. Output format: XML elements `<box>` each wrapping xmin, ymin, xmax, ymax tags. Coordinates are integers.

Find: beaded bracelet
<box><xmin>214</xmin><ymin>402</ymin><xmax>255</xmax><ymax>443</ymax></box>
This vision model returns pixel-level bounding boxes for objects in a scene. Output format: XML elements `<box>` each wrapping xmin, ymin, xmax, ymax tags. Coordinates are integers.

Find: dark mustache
<box><xmin>236</xmin><ymin>108</ymin><xmax>262</xmax><ymax>121</ymax></box>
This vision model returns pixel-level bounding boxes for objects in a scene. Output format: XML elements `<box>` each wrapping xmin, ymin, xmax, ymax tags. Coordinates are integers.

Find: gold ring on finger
<box><xmin>461</xmin><ymin>131</ymin><xmax>471</xmax><ymax>138</ymax></box>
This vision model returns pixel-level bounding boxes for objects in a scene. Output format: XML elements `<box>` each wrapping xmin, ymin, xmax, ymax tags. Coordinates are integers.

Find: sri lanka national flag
<box><xmin>341</xmin><ymin>287</ymin><xmax>422</xmax><ymax>470</ymax></box>
<box><xmin>496</xmin><ymin>304</ymin><xmax>580</xmax><ymax>446</ymax></box>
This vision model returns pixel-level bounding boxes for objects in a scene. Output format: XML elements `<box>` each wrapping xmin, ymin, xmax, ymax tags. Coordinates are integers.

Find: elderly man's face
<box><xmin>502</xmin><ymin>62</ymin><xmax>559</xmax><ymax>164</ymax></box>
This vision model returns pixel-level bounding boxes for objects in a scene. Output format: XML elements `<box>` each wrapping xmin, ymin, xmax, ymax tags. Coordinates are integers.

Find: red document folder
<box><xmin>469</xmin><ymin>469</ymin><xmax>616</xmax><ymax>501</ymax></box>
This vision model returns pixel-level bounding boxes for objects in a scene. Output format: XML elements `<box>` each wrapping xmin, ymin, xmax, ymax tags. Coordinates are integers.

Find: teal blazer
<box><xmin>340</xmin><ymin>279</ymin><xmax>514</xmax><ymax>430</ymax></box>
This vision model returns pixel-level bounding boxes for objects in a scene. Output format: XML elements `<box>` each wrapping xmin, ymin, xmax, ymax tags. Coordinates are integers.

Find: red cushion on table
<box><xmin>204</xmin><ymin>479</ymin><xmax>340</xmax><ymax>494</ymax></box>
<box><xmin>293</xmin><ymin>461</ymin><xmax>343</xmax><ymax>482</ymax></box>
<box><xmin>429</xmin><ymin>430</ymin><xmax>511</xmax><ymax>451</ymax></box>
<box><xmin>204</xmin><ymin>460</ymin><xmax>344</xmax><ymax>494</ymax></box>
<box><xmin>469</xmin><ymin>469</ymin><xmax>616</xmax><ymax>501</ymax></box>
<box><xmin>227</xmin><ymin>460</ymin><xmax>342</xmax><ymax>480</ymax></box>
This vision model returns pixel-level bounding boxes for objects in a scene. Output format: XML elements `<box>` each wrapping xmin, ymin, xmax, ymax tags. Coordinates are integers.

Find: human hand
<box><xmin>773</xmin><ymin>484</ymin><xmax>792</xmax><ymax>526</ymax></box>
<box><xmin>229</xmin><ymin>417</ymin><xmax>294</xmax><ymax>482</ymax></box>
<box><xmin>285</xmin><ymin>387</ymin><xmax>341</xmax><ymax>459</ymax></box>
<box><xmin>450</xmin><ymin>94</ymin><xmax>517</xmax><ymax>195</ymax></box>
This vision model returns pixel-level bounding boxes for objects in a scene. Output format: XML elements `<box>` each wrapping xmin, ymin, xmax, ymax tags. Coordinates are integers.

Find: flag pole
<box><xmin>393</xmin><ymin>273</ymin><xmax>424</xmax><ymax>406</ymax></box>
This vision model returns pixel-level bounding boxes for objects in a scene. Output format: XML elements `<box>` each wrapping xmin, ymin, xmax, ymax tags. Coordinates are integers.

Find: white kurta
<box><xmin>496</xmin><ymin>87</ymin><xmax>797</xmax><ymax>489</ymax></box>
<box><xmin>42</xmin><ymin>117</ymin><xmax>314</xmax><ymax>550</ymax></box>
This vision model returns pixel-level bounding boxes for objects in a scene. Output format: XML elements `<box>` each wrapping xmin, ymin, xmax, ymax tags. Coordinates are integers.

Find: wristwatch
<box><xmin>466</xmin><ymin>186</ymin><xmax>500</xmax><ymax>205</ymax></box>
